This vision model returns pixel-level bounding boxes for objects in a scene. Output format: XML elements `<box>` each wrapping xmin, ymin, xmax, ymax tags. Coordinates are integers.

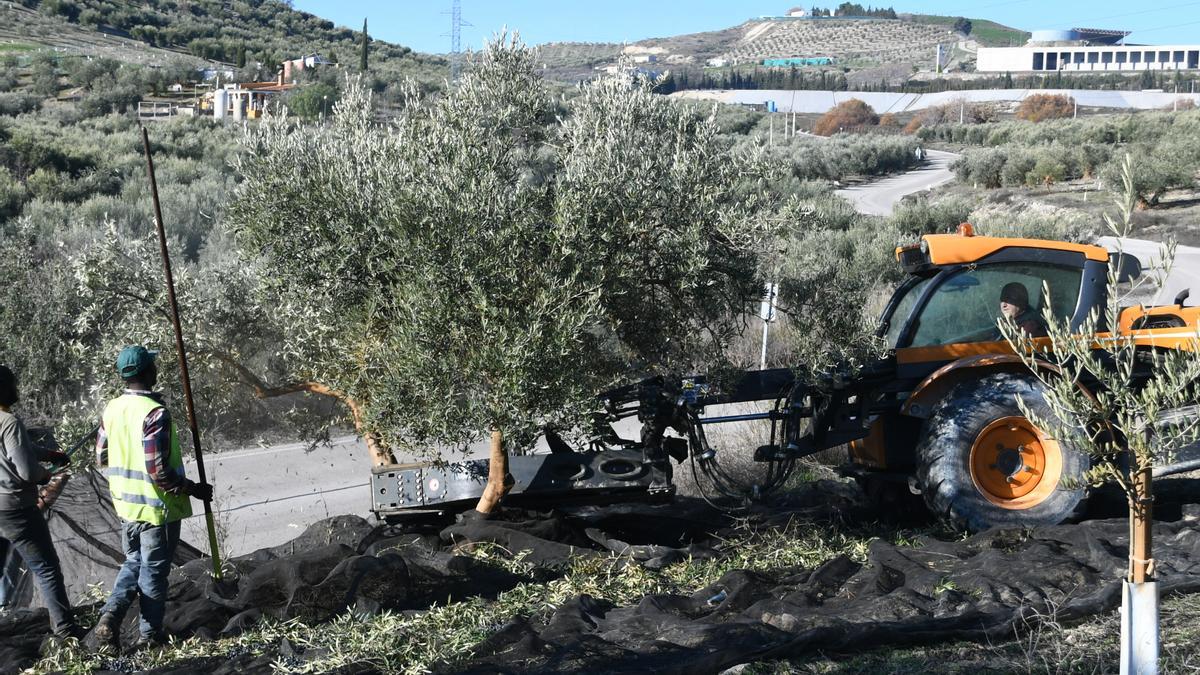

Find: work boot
<box><xmin>90</xmin><ymin>612</ymin><xmax>120</xmax><ymax>653</ymax></box>
<box><xmin>39</xmin><ymin>624</ymin><xmax>88</xmax><ymax>657</ymax></box>
<box><xmin>129</xmin><ymin>632</ymin><xmax>167</xmax><ymax>654</ymax></box>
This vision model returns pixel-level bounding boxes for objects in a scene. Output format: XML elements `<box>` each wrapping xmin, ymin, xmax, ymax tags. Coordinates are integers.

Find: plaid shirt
<box><xmin>96</xmin><ymin>390</ymin><xmax>187</xmax><ymax>493</ymax></box>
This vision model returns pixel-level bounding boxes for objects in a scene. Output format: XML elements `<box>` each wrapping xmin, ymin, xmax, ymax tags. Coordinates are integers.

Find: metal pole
<box><xmin>140</xmin><ymin>126</ymin><xmax>223</xmax><ymax>580</ymax></box>
<box><xmin>759</xmin><ymin>282</ymin><xmax>776</xmax><ymax>370</ymax></box>
<box><xmin>760</xmin><ymin>319</ymin><xmax>770</xmax><ymax>370</ymax></box>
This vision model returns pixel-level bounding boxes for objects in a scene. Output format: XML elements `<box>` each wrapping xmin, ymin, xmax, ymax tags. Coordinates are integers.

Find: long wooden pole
<box><xmin>140</xmin><ymin>126</ymin><xmax>223</xmax><ymax>579</ymax></box>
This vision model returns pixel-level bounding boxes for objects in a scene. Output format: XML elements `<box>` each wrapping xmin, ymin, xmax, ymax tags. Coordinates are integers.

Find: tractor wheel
<box><xmin>915</xmin><ymin>373</ymin><xmax>1089</xmax><ymax>532</ymax></box>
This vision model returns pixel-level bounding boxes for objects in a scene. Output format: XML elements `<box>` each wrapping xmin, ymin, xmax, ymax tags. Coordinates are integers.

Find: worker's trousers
<box><xmin>0</xmin><ymin>538</ymin><xmax>25</xmax><ymax>607</ymax></box>
<box><xmin>101</xmin><ymin>519</ymin><xmax>180</xmax><ymax>640</ymax></box>
<box><xmin>0</xmin><ymin>506</ymin><xmax>76</xmax><ymax>635</ymax></box>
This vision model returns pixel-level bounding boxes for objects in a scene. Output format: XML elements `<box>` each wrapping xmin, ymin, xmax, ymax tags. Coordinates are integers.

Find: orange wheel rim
<box><xmin>969</xmin><ymin>416</ymin><xmax>1062</xmax><ymax>510</ymax></box>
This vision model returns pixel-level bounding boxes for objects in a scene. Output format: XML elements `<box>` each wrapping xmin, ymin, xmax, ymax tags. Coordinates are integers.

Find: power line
<box><xmin>1132</xmin><ymin>17</ymin><xmax>1200</xmax><ymax>34</ymax></box>
<box><xmin>972</xmin><ymin>0</ymin><xmax>1036</xmax><ymax>10</ymax></box>
<box><xmin>1082</xmin><ymin>1</ymin><xmax>1200</xmax><ymax>25</ymax></box>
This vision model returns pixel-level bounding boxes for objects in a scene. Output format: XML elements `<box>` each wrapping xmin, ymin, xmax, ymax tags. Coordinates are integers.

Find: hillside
<box><xmin>2</xmin><ymin>3</ymin><xmax>1030</xmax><ymax>89</ymax></box>
<box><xmin>909</xmin><ymin>14</ymin><xmax>1030</xmax><ymax>47</ymax></box>
<box><xmin>0</xmin><ymin>0</ymin><xmax>445</xmax><ymax>83</ymax></box>
<box><xmin>536</xmin><ymin>13</ymin><xmax>1030</xmax><ymax>85</ymax></box>
<box><xmin>0</xmin><ymin>2</ymin><xmax>206</xmax><ymax>67</ymax></box>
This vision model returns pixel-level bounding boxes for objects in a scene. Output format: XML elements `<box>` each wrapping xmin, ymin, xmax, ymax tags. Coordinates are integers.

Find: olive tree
<box><xmin>0</xmin><ymin>218</ymin><xmax>85</xmax><ymax>424</ymax></box>
<box><xmin>1003</xmin><ymin>155</ymin><xmax>1200</xmax><ymax>670</ymax></box>
<box><xmin>229</xmin><ymin>36</ymin><xmax>770</xmax><ymax>512</ymax></box>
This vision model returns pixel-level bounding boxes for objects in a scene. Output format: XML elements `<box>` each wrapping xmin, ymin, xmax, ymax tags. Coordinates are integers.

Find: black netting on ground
<box><xmin>2</xmin><ymin>467</ymin><xmax>201</xmax><ymax>609</ymax></box>
<box><xmin>2</xmin><ymin>479</ymin><xmax>1200</xmax><ymax>674</ymax></box>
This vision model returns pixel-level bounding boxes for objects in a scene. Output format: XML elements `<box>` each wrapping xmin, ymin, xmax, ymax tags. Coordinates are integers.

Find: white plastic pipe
<box><xmin>1120</xmin><ymin>580</ymin><xmax>1159</xmax><ymax>675</ymax></box>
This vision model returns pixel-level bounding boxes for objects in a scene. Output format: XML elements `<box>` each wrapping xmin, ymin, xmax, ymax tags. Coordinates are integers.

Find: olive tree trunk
<box><xmin>475</xmin><ymin>429</ymin><xmax>514</xmax><ymax>515</ymax></box>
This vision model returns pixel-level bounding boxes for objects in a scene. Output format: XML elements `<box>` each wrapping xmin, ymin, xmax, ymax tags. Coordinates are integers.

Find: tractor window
<box><xmin>882</xmin><ymin>276</ymin><xmax>933</xmax><ymax>348</ymax></box>
<box><xmin>907</xmin><ymin>263</ymin><xmax>1082</xmax><ymax>348</ymax></box>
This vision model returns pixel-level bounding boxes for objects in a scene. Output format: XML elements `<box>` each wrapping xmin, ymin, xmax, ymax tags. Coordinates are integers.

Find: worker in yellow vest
<box><xmin>92</xmin><ymin>346</ymin><xmax>212</xmax><ymax>652</ymax></box>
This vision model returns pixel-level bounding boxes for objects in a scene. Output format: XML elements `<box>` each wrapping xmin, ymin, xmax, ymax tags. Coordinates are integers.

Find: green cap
<box><xmin>116</xmin><ymin>345</ymin><xmax>158</xmax><ymax>379</ymax></box>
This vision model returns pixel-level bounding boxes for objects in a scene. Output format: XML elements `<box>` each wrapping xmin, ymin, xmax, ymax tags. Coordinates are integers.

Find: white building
<box><xmin>979</xmin><ymin>45</ymin><xmax>1200</xmax><ymax>74</ymax></box>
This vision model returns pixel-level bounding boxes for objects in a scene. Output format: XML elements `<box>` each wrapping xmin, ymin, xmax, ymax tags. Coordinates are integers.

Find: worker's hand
<box><xmin>186</xmin><ymin>481</ymin><xmax>214</xmax><ymax>502</ymax></box>
<box><xmin>37</xmin><ymin>474</ymin><xmax>69</xmax><ymax>511</ymax></box>
<box><xmin>44</xmin><ymin>450</ymin><xmax>70</xmax><ymax>467</ymax></box>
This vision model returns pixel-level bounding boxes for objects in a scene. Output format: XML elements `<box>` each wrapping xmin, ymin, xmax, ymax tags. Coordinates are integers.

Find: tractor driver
<box><xmin>998</xmin><ymin>282</ymin><xmax>1048</xmax><ymax>338</ymax></box>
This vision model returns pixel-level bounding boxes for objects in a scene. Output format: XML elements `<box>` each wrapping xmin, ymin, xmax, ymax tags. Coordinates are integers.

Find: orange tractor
<box><xmin>841</xmin><ymin>226</ymin><xmax>1198</xmax><ymax>530</ymax></box>
<box><xmin>373</xmin><ymin>227</ymin><xmax>1200</xmax><ymax>531</ymax></box>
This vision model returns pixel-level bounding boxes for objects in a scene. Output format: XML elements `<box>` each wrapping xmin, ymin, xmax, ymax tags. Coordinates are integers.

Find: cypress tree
<box><xmin>360</xmin><ymin>18</ymin><xmax>369</xmax><ymax>71</ymax></box>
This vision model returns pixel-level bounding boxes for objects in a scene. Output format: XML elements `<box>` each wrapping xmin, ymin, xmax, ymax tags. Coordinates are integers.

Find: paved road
<box><xmin>1098</xmin><ymin>237</ymin><xmax>1200</xmax><ymax>307</ymax></box>
<box><xmin>179</xmin><ymin>435</ymin><xmax>376</xmax><ymax>556</ymax></box>
<box><xmin>835</xmin><ymin>149</ymin><xmax>958</xmax><ymax>216</ymax></box>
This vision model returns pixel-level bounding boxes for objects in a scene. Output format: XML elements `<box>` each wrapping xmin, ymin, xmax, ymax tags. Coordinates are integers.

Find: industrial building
<box><xmin>978</xmin><ymin>28</ymin><xmax>1200</xmax><ymax>73</ymax></box>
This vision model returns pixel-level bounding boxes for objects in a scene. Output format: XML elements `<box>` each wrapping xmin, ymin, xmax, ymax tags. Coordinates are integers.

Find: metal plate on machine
<box><xmin>371</xmin><ymin>449</ymin><xmax>670</xmax><ymax>518</ymax></box>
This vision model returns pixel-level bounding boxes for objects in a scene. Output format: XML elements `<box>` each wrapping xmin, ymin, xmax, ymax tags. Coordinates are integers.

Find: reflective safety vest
<box><xmin>102</xmin><ymin>394</ymin><xmax>192</xmax><ymax>525</ymax></box>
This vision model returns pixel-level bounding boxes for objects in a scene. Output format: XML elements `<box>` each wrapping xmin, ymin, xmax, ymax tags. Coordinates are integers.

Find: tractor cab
<box><xmin>882</xmin><ymin>224</ymin><xmax>1109</xmax><ymax>380</ymax></box>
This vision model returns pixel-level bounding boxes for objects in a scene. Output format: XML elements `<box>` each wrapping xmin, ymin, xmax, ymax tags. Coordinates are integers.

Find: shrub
<box><xmin>1026</xmin><ymin>156</ymin><xmax>1066</xmax><ymax>186</ymax></box>
<box><xmin>0</xmin><ymin>166</ymin><xmax>27</xmax><ymax>220</ymax></box>
<box><xmin>905</xmin><ymin>101</ymin><xmax>997</xmax><ymax>135</ymax></box>
<box><xmin>890</xmin><ymin>197</ymin><xmax>974</xmax><ymax>235</ymax></box>
<box><xmin>285</xmin><ymin>82</ymin><xmax>340</xmax><ymax>119</ymax></box>
<box><xmin>1101</xmin><ymin>143</ymin><xmax>1200</xmax><ymax>207</ymax></box>
<box><xmin>0</xmin><ymin>64</ymin><xmax>18</xmax><ymax>94</ymax></box>
<box><xmin>812</xmin><ymin>99</ymin><xmax>879</xmax><ymax>136</ymax></box>
<box><xmin>0</xmin><ymin>93</ymin><xmax>42</xmax><ymax>117</ymax></box>
<box><xmin>969</xmin><ymin>202</ymin><xmax>1094</xmax><ymax>243</ymax></box>
<box><xmin>1000</xmin><ymin>149</ymin><xmax>1036</xmax><ymax>186</ymax></box>
<box><xmin>952</xmin><ymin>148</ymin><xmax>1006</xmax><ymax>188</ymax></box>
<box><xmin>762</xmin><ymin>133</ymin><xmax>920</xmax><ymax>182</ymax></box>
<box><xmin>1015</xmin><ymin>94</ymin><xmax>1074</xmax><ymax>122</ymax></box>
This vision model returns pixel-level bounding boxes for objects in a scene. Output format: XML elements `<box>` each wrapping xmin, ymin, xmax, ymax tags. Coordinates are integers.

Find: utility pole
<box><xmin>443</xmin><ymin>0</ymin><xmax>471</xmax><ymax>82</ymax></box>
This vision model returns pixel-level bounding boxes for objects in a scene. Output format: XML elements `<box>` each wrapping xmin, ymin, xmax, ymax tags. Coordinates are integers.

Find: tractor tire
<box><xmin>915</xmin><ymin>373</ymin><xmax>1089</xmax><ymax>532</ymax></box>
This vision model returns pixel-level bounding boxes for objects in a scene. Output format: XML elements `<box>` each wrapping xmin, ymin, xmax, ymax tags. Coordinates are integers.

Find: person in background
<box><xmin>92</xmin><ymin>347</ymin><xmax>212</xmax><ymax>652</ymax></box>
<box><xmin>0</xmin><ymin>365</ymin><xmax>83</xmax><ymax>639</ymax></box>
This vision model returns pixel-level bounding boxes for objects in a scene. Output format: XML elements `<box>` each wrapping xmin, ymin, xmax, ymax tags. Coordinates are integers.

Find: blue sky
<box><xmin>291</xmin><ymin>1</ymin><xmax>1200</xmax><ymax>55</ymax></box>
